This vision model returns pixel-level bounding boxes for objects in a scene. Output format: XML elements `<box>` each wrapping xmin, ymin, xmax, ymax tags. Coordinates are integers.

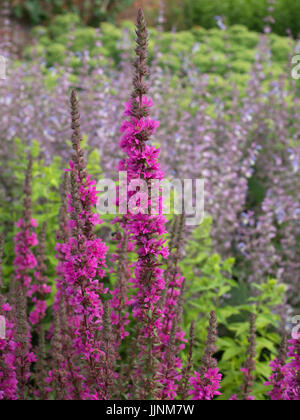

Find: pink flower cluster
<box><xmin>266</xmin><ymin>358</ymin><xmax>287</xmax><ymax>400</ymax></box>
<box><xmin>282</xmin><ymin>338</ymin><xmax>300</xmax><ymax>400</ymax></box>
<box><xmin>266</xmin><ymin>335</ymin><xmax>300</xmax><ymax>401</ymax></box>
<box><xmin>188</xmin><ymin>368</ymin><xmax>222</xmax><ymax>400</ymax></box>
<box><xmin>14</xmin><ymin>218</ymin><xmax>38</xmax><ymax>287</ymax></box>
<box><xmin>118</xmin><ymin>97</ymin><xmax>169</xmax><ymax>325</ymax></box>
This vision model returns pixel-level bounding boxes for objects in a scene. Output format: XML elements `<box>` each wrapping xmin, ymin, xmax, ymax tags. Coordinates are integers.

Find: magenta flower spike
<box><xmin>116</xmin><ymin>8</ymin><xmax>170</xmax><ymax>397</ymax></box>
<box><xmin>51</xmin><ymin>90</ymin><xmax>109</xmax><ymax>400</ymax></box>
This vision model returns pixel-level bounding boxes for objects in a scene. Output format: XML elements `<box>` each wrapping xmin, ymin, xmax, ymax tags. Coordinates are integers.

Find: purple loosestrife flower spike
<box><xmin>156</xmin><ymin>216</ymin><xmax>186</xmax><ymax>399</ymax></box>
<box><xmin>14</xmin><ymin>154</ymin><xmax>38</xmax><ymax>293</ymax></box>
<box><xmin>0</xmin><ymin>234</ymin><xmax>19</xmax><ymax>401</ymax></box>
<box><xmin>131</xmin><ymin>8</ymin><xmax>150</xmax><ymax>120</ymax></box>
<box><xmin>51</xmin><ymin>90</ymin><xmax>109</xmax><ymax>400</ymax></box>
<box><xmin>12</xmin><ymin>155</ymin><xmax>38</xmax><ymax>399</ymax></box>
<box><xmin>189</xmin><ymin>311</ymin><xmax>222</xmax><ymax>400</ymax></box>
<box><xmin>29</xmin><ymin>222</ymin><xmax>51</xmax><ymax>326</ymax></box>
<box><xmin>241</xmin><ymin>313</ymin><xmax>256</xmax><ymax>401</ymax></box>
<box><xmin>51</xmin><ymin>173</ymin><xmax>82</xmax><ymax>400</ymax></box>
<box><xmin>14</xmin><ymin>283</ymin><xmax>36</xmax><ymax>400</ymax></box>
<box><xmin>117</xmin><ymin>9</ymin><xmax>169</xmax><ymax>399</ymax></box>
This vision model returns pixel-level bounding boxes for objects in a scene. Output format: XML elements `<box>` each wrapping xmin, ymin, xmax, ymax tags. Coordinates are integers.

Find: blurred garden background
<box><xmin>0</xmin><ymin>0</ymin><xmax>300</xmax><ymax>400</ymax></box>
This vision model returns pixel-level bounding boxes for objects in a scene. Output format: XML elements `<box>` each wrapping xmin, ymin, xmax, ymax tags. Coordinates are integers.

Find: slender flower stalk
<box><xmin>14</xmin><ymin>155</ymin><xmax>38</xmax><ymax>293</ymax></box>
<box><xmin>14</xmin><ymin>282</ymin><xmax>36</xmax><ymax>400</ymax></box>
<box><xmin>241</xmin><ymin>313</ymin><xmax>257</xmax><ymax>401</ymax></box>
<box><xmin>54</xmin><ymin>172</ymin><xmax>70</xmax><ymax>311</ymax></box>
<box><xmin>13</xmin><ymin>155</ymin><xmax>38</xmax><ymax>400</ymax></box>
<box><xmin>109</xmin><ymin>232</ymin><xmax>131</xmax><ymax>348</ymax></box>
<box><xmin>178</xmin><ymin>322</ymin><xmax>195</xmax><ymax>399</ymax></box>
<box><xmin>49</xmin><ymin>311</ymin><xmax>67</xmax><ymax>400</ymax></box>
<box><xmin>51</xmin><ymin>172</ymin><xmax>82</xmax><ymax>400</ymax></box>
<box><xmin>0</xmin><ymin>233</ymin><xmax>18</xmax><ymax>401</ymax></box>
<box><xmin>34</xmin><ymin>325</ymin><xmax>48</xmax><ymax>400</ymax></box>
<box><xmin>188</xmin><ymin>311</ymin><xmax>222</xmax><ymax>400</ymax></box>
<box><xmin>156</xmin><ymin>215</ymin><xmax>187</xmax><ymax>399</ymax></box>
<box><xmin>29</xmin><ymin>222</ymin><xmax>51</xmax><ymax>325</ymax></box>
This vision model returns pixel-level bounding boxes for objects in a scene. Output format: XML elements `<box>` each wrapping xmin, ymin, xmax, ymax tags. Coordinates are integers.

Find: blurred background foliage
<box><xmin>25</xmin><ymin>13</ymin><xmax>295</xmax><ymax>87</ymax></box>
<box><xmin>10</xmin><ymin>0</ymin><xmax>300</xmax><ymax>37</ymax></box>
<box><xmin>11</xmin><ymin>0</ymin><xmax>134</xmax><ymax>25</ymax></box>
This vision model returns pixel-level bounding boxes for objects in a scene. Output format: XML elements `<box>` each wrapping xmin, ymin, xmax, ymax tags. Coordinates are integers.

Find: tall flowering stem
<box><xmin>109</xmin><ymin>232</ymin><xmax>131</xmax><ymax>349</ymax></box>
<box><xmin>13</xmin><ymin>155</ymin><xmax>38</xmax><ymax>399</ymax></box>
<box><xmin>178</xmin><ymin>322</ymin><xmax>195</xmax><ymax>399</ymax></box>
<box><xmin>117</xmin><ymin>8</ymin><xmax>169</xmax><ymax>398</ymax></box>
<box><xmin>29</xmin><ymin>222</ymin><xmax>51</xmax><ymax>325</ymax></box>
<box><xmin>156</xmin><ymin>215</ymin><xmax>187</xmax><ymax>399</ymax></box>
<box><xmin>31</xmin><ymin>223</ymin><xmax>51</xmax><ymax>398</ymax></box>
<box><xmin>188</xmin><ymin>311</ymin><xmax>222</xmax><ymax>400</ymax></box>
<box><xmin>14</xmin><ymin>155</ymin><xmax>38</xmax><ymax>292</ymax></box>
<box><xmin>241</xmin><ymin>313</ymin><xmax>257</xmax><ymax>401</ymax></box>
<box><xmin>51</xmin><ymin>173</ymin><xmax>82</xmax><ymax>400</ymax></box>
<box><xmin>52</xmin><ymin>90</ymin><xmax>109</xmax><ymax>400</ymax></box>
<box><xmin>0</xmin><ymin>233</ymin><xmax>18</xmax><ymax>401</ymax></box>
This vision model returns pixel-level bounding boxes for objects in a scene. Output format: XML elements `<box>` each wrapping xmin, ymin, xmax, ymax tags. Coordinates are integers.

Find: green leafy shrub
<box><xmin>270</xmin><ymin>36</ymin><xmax>293</xmax><ymax>62</ymax></box>
<box><xmin>46</xmin><ymin>43</ymin><xmax>67</xmax><ymax>66</ymax></box>
<box><xmin>228</xmin><ymin>28</ymin><xmax>259</xmax><ymax>49</ymax></box>
<box><xmin>164</xmin><ymin>0</ymin><xmax>300</xmax><ymax>37</ymax></box>
<box><xmin>0</xmin><ymin>138</ymin><xmax>106</xmax><ymax>290</ymax></box>
<box><xmin>13</xmin><ymin>0</ymin><xmax>134</xmax><ymax>25</ymax></box>
<box><xmin>27</xmin><ymin>13</ymin><xmax>294</xmax><ymax>85</ymax></box>
<box><xmin>230</xmin><ymin>59</ymin><xmax>252</xmax><ymax>74</ymax></box>
<box><xmin>180</xmin><ymin>218</ymin><xmax>285</xmax><ymax>400</ymax></box>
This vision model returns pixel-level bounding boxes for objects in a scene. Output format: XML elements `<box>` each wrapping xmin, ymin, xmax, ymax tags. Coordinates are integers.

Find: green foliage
<box><xmin>0</xmin><ymin>139</ymin><xmax>63</xmax><ymax>286</ymax></box>
<box><xmin>164</xmin><ymin>0</ymin><xmax>300</xmax><ymax>38</ymax></box>
<box><xmin>180</xmin><ymin>217</ymin><xmax>236</xmax><ymax>345</ymax></box>
<box><xmin>0</xmin><ymin>138</ymin><xmax>105</xmax><ymax>292</ymax></box>
<box><xmin>219</xmin><ymin>279</ymin><xmax>285</xmax><ymax>400</ymax></box>
<box><xmin>27</xmin><ymin>14</ymin><xmax>294</xmax><ymax>94</ymax></box>
<box><xmin>13</xmin><ymin>0</ymin><xmax>134</xmax><ymax>25</ymax></box>
<box><xmin>180</xmin><ymin>218</ymin><xmax>285</xmax><ymax>400</ymax></box>
<box><xmin>46</xmin><ymin>43</ymin><xmax>67</xmax><ymax>66</ymax></box>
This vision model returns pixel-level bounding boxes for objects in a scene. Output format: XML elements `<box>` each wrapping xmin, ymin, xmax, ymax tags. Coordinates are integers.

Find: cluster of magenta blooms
<box><xmin>0</xmin><ymin>9</ymin><xmax>299</xmax><ymax>401</ymax></box>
